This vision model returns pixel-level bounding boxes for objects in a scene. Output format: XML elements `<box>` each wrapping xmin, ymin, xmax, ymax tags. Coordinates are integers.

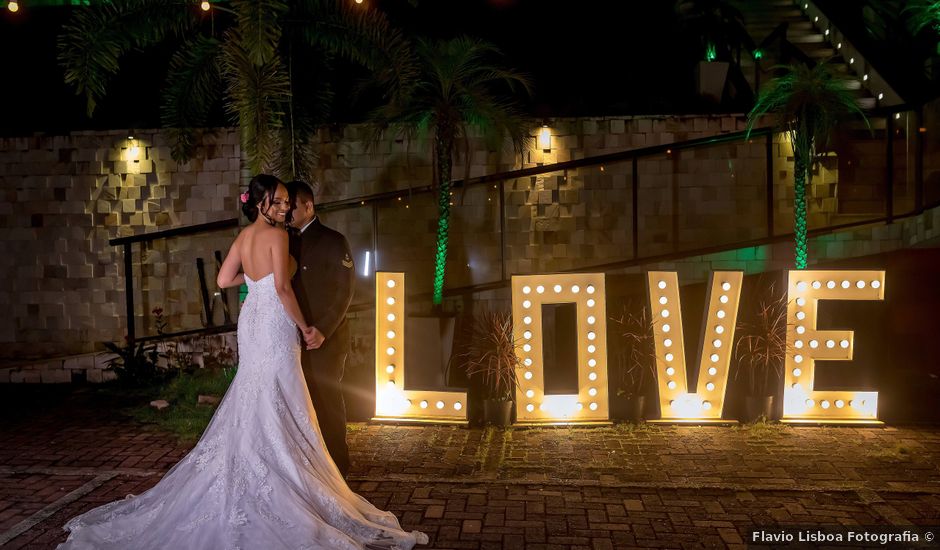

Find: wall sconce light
<box><xmin>537</xmin><ymin>125</ymin><xmax>551</xmax><ymax>152</ymax></box>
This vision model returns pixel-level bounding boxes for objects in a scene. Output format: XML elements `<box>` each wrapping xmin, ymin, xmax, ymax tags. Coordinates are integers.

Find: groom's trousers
<box><xmin>300</xmin><ymin>320</ymin><xmax>351</xmax><ymax>478</ymax></box>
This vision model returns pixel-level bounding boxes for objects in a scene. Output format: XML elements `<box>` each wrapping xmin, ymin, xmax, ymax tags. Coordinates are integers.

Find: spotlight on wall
<box><xmin>537</xmin><ymin>125</ymin><xmax>551</xmax><ymax>152</ymax></box>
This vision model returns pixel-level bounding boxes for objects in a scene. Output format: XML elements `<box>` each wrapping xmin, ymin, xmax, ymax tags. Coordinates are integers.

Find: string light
<box><xmin>200</xmin><ymin>0</ymin><xmax>210</xmax><ymax>11</ymax></box>
<box><xmin>7</xmin><ymin>0</ymin><xmax>18</xmax><ymax>12</ymax></box>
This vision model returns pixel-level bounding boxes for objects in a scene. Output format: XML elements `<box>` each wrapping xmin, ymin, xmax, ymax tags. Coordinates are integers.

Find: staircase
<box><xmin>733</xmin><ymin>0</ymin><xmax>877</xmax><ymax>109</ymax></box>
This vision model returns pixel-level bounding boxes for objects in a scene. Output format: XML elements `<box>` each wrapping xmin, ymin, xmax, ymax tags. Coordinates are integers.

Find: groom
<box><xmin>287</xmin><ymin>180</ymin><xmax>355</xmax><ymax>478</ymax></box>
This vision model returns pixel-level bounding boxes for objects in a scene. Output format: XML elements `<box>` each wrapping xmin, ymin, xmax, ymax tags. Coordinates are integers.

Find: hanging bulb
<box><xmin>7</xmin><ymin>0</ymin><xmax>19</xmax><ymax>13</ymax></box>
<box><xmin>200</xmin><ymin>0</ymin><xmax>210</xmax><ymax>11</ymax></box>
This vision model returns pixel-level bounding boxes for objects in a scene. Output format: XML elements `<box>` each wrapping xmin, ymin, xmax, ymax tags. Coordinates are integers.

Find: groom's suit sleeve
<box><xmin>318</xmin><ymin>233</ymin><xmax>355</xmax><ymax>340</ymax></box>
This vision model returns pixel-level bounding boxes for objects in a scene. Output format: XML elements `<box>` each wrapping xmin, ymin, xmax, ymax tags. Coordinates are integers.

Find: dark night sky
<box><xmin>0</xmin><ymin>0</ymin><xmax>703</xmax><ymax>135</ymax></box>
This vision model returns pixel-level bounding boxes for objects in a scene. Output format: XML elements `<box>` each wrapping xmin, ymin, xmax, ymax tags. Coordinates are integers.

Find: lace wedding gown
<box><xmin>60</xmin><ymin>273</ymin><xmax>428</xmax><ymax>549</ymax></box>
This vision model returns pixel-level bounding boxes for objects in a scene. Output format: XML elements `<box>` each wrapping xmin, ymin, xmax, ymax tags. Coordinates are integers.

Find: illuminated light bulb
<box><xmin>702</xmin><ymin>401</ymin><xmax>712</xmax><ymax>410</ymax></box>
<box><xmin>824</xmin><ymin>28</ymin><xmax>830</xmax><ymax>35</ymax></box>
<box><xmin>523</xmin><ymin>330</ymin><xmax>532</xmax><ymax>339</ymax></box>
<box><xmin>795</xmin><ymin>340</ymin><xmax>804</xmax><ymax>349</ymax></box>
<box><xmin>386</xmin><ymin>279</ymin><xmax>396</xmax><ymax>288</ymax></box>
<box><xmin>803</xmin><ymin>2</ymin><xmax>808</xmax><ymax>8</ymax></box>
<box><xmin>721</xmin><ymin>282</ymin><xmax>731</xmax><ymax>291</ymax></box>
<box><xmin>878</xmin><ymin>93</ymin><xmax>884</xmax><ymax>100</ymax></box>
<box><xmin>827</xmin><ymin>281</ymin><xmax>836</xmax><ymax>289</ymax></box>
<box><xmin>706</xmin><ymin>382</ymin><xmax>715</xmax><ymax>391</ymax></box>
<box><xmin>589</xmin><ymin>402</ymin><xmax>598</xmax><ymax>411</ymax></box>
<box><xmin>797</xmin><ymin>281</ymin><xmax>807</xmax><ymax>291</ymax></box>
<box><xmin>526</xmin><ymin>403</ymin><xmax>534</xmax><ymax>412</ymax></box>
<box><xmin>835</xmin><ymin>399</ymin><xmax>845</xmax><ymax>408</ymax></box>
<box><xmin>587</xmin><ymin>299</ymin><xmax>596</xmax><ymax>307</ymax></box>
<box><xmin>386</xmin><ymin>330</ymin><xmax>396</xmax><ymax>339</ymax></box>
<box><xmin>840</xmin><ymin>339</ymin><xmax>849</xmax><ymax>349</ymax></box>
<box><xmin>837</xmin><ymin>41</ymin><xmax>843</xmax><ymax>49</ymax></box>
<box><xmin>710</xmin><ymin>354</ymin><xmax>719</xmax><ymax>363</ymax></box>
<box><xmin>793</xmin><ymin>368</ymin><xmax>802</xmax><ymax>377</ymax></box>
<box><xmin>796</xmin><ymin>297</ymin><xmax>806</xmax><ymax>307</ymax></box>
<box><xmin>553</xmin><ymin>284</ymin><xmax>562</xmax><ymax>293</ymax></box>
<box><xmin>523</xmin><ymin>316</ymin><xmax>532</xmax><ymax>325</ymax></box>
<box><xmin>796</xmin><ymin>311</ymin><xmax>806</xmax><ymax>320</ymax></box>
<box><xmin>826</xmin><ymin>340</ymin><xmax>835</xmax><ymax>349</ymax></box>
<box><xmin>708</xmin><ymin>367</ymin><xmax>717</xmax><ymax>376</ymax></box>
<box><xmin>587</xmin><ymin>344</ymin><xmax>596</xmax><ymax>353</ymax></box>
<box><xmin>810</xmin><ymin>340</ymin><xmax>819</xmax><ymax>348</ymax></box>
<box><xmin>522</xmin><ymin>344</ymin><xmax>531</xmax><ymax>352</ymax></box>
<box><xmin>806</xmin><ymin>399</ymin><xmax>816</xmax><ymax>407</ymax></box>
<box><xmin>386</xmin><ymin>380</ymin><xmax>395</xmax><ymax>388</ymax></box>
<box><xmin>715</xmin><ymin>325</ymin><xmax>724</xmax><ymax>335</ymax></box>
<box><xmin>794</xmin><ymin>355</ymin><xmax>803</xmax><ymax>363</ymax></box>
<box><xmin>386</xmin><ymin>346</ymin><xmax>395</xmax><ymax>356</ymax></box>
<box><xmin>386</xmin><ymin>365</ymin><xmax>395</xmax><ymax>374</ymax></box>
<box><xmin>386</xmin><ymin>313</ymin><xmax>395</xmax><ymax>322</ymax></box>
<box><xmin>454</xmin><ymin>402</ymin><xmax>463</xmax><ymax>410</ymax></box>
<box><xmin>814</xmin><ymin>16</ymin><xmax>819</xmax><ymax>22</ymax></box>
<box><xmin>667</xmin><ymin>380</ymin><xmax>677</xmax><ymax>390</ymax></box>
<box><xmin>664</xmin><ymin>338</ymin><xmax>673</xmax><ymax>347</ymax></box>
<box><xmin>841</xmin><ymin>280</ymin><xmax>850</xmax><ymax>289</ymax></box>
<box><xmin>436</xmin><ymin>401</ymin><xmax>444</xmax><ymax>409</ymax></box>
<box><xmin>523</xmin><ymin>358</ymin><xmax>532</xmax><ymax>366</ymax></box>
<box><xmin>665</xmin><ymin>367</ymin><xmax>675</xmax><ymax>376</ymax></box>
<box><xmin>536</xmin><ymin>285</ymin><xmax>545</xmax><ymax>294</ymax></box>
<box><xmin>895</xmin><ymin>113</ymin><xmax>901</xmax><ymax>120</ymax></box>
<box><xmin>588</xmin><ymin>372</ymin><xmax>597</xmax><ymax>381</ymax></box>
<box><xmin>665</xmin><ymin>353</ymin><xmax>674</xmax><ymax>362</ymax></box>
<box><xmin>587</xmin><ymin>331</ymin><xmax>596</xmax><ymax>340</ymax></box>
<box><xmin>871</xmin><ymin>280</ymin><xmax>881</xmax><ymax>289</ymax></box>
<box><xmin>812</xmin><ymin>281</ymin><xmax>821</xmax><ymax>289</ymax></box>
<box><xmin>587</xmin><ymin>315</ymin><xmax>596</xmax><ymax>325</ymax></box>
<box><xmin>420</xmin><ymin>400</ymin><xmax>428</xmax><ymax>409</ymax></box>
<box><xmin>524</xmin><ymin>371</ymin><xmax>533</xmax><ymax>380</ymax></box>
<box><xmin>661</xmin><ymin>309</ymin><xmax>670</xmax><ymax>318</ymax></box>
<box><xmin>856</xmin><ymin>280</ymin><xmax>866</xmax><ymax>289</ymax></box>
<box><xmin>658</xmin><ymin>280</ymin><xmax>667</xmax><ymax>289</ymax></box>
<box><xmin>586</xmin><ymin>285</ymin><xmax>596</xmax><ymax>294</ymax></box>
<box><xmin>8</xmin><ymin>0</ymin><xmax>19</xmax><ymax>12</ymax></box>
<box><xmin>588</xmin><ymin>387</ymin><xmax>597</xmax><ymax>397</ymax></box>
<box><xmin>719</xmin><ymin>295</ymin><xmax>729</xmax><ymax>304</ymax></box>
<box><xmin>576</xmin><ymin>402</ymin><xmax>584</xmax><ymax>411</ymax></box>
<box><xmin>717</xmin><ymin>310</ymin><xmax>726</xmax><ymax>319</ymax></box>
<box><xmin>588</xmin><ymin>358</ymin><xmax>597</xmax><ymax>367</ymax></box>
<box><xmin>522</xmin><ymin>286</ymin><xmax>531</xmax><ymax>294</ymax></box>
<box><xmin>712</xmin><ymin>339</ymin><xmax>722</xmax><ymax>348</ymax></box>
<box><xmin>571</xmin><ymin>285</ymin><xmax>580</xmax><ymax>293</ymax></box>
<box><xmin>821</xmin><ymin>400</ymin><xmax>831</xmax><ymax>409</ymax></box>
<box><xmin>386</xmin><ymin>297</ymin><xmax>395</xmax><ymax>305</ymax></box>
<box><xmin>851</xmin><ymin>58</ymin><xmax>856</xmax><ymax>65</ymax></box>
<box><xmin>522</xmin><ymin>300</ymin><xmax>532</xmax><ymax>309</ymax></box>
<box><xmin>796</xmin><ymin>326</ymin><xmax>805</xmax><ymax>334</ymax></box>
<box><xmin>662</xmin><ymin>324</ymin><xmax>671</xmax><ymax>333</ymax></box>
<box><xmin>526</xmin><ymin>389</ymin><xmax>535</xmax><ymax>398</ymax></box>
<box><xmin>659</xmin><ymin>296</ymin><xmax>668</xmax><ymax>305</ymax></box>
<box><xmin>863</xmin><ymin>74</ymin><xmax>869</xmax><ymax>81</ymax></box>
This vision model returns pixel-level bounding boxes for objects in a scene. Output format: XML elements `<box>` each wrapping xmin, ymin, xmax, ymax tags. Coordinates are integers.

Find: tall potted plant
<box><xmin>733</xmin><ymin>285</ymin><xmax>790</xmax><ymax>422</ymax></box>
<box><xmin>610</xmin><ymin>305</ymin><xmax>657</xmax><ymax>422</ymax></box>
<box><xmin>675</xmin><ymin>0</ymin><xmax>751</xmax><ymax>102</ymax></box>
<box><xmin>746</xmin><ymin>62</ymin><xmax>868</xmax><ymax>269</ymax></box>
<box><xmin>462</xmin><ymin>310</ymin><xmax>522</xmax><ymax>427</ymax></box>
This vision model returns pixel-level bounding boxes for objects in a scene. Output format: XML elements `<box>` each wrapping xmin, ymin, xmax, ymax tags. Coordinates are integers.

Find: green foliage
<box><xmin>130</xmin><ymin>368</ymin><xmax>237</xmax><ymax>442</ymax></box>
<box><xmin>462</xmin><ymin>311</ymin><xmax>523</xmax><ymax>402</ymax></box>
<box><xmin>367</xmin><ymin>37</ymin><xmax>532</xmax><ymax>305</ymax></box>
<box><xmin>746</xmin><ymin>62</ymin><xmax>868</xmax><ymax>269</ymax></box>
<box><xmin>102</xmin><ymin>340</ymin><xmax>165</xmax><ymax>386</ymax></box>
<box><xmin>905</xmin><ymin>0</ymin><xmax>940</xmax><ymax>34</ymax></box>
<box><xmin>734</xmin><ymin>284</ymin><xmax>790</xmax><ymax>397</ymax></box>
<box><xmin>610</xmin><ymin>304</ymin><xmax>657</xmax><ymax>399</ymax></box>
<box><xmin>675</xmin><ymin>0</ymin><xmax>751</xmax><ymax>63</ymax></box>
<box><xmin>161</xmin><ymin>35</ymin><xmax>223</xmax><ymax>163</ymax></box>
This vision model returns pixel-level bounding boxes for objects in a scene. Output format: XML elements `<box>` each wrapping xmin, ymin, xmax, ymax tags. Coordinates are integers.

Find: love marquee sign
<box><xmin>372</xmin><ymin>270</ymin><xmax>885</xmax><ymax>426</ymax></box>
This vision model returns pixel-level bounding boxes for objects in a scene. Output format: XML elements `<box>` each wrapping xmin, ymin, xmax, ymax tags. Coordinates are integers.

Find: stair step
<box><xmin>856</xmin><ymin>97</ymin><xmax>876</xmax><ymax>109</ymax></box>
<box><xmin>748</xmin><ymin>21</ymin><xmax>814</xmax><ymax>30</ymax></box>
<box><xmin>788</xmin><ymin>33</ymin><xmax>826</xmax><ymax>43</ymax></box>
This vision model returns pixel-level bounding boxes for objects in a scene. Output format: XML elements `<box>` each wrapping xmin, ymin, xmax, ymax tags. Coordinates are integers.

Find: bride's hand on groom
<box><xmin>301</xmin><ymin>326</ymin><xmax>325</xmax><ymax>350</ymax></box>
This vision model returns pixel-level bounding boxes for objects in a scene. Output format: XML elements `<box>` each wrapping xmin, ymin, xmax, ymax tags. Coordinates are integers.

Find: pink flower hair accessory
<box><xmin>239</xmin><ymin>192</ymin><xmax>249</xmax><ymax>204</ymax></box>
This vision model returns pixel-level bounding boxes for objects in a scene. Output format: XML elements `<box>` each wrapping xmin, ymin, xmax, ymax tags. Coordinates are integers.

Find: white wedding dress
<box><xmin>60</xmin><ymin>273</ymin><xmax>428</xmax><ymax>549</ymax></box>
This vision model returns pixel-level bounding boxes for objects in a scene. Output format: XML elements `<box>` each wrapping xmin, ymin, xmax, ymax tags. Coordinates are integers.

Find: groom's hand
<box><xmin>307</xmin><ymin>327</ymin><xmax>325</xmax><ymax>349</ymax></box>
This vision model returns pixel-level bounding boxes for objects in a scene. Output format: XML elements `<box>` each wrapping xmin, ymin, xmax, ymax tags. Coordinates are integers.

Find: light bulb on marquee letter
<box><xmin>782</xmin><ymin>270</ymin><xmax>885</xmax><ymax>423</ymax></box>
<box><xmin>373</xmin><ymin>272</ymin><xmax>467</xmax><ymax>423</ymax></box>
<box><xmin>648</xmin><ymin>271</ymin><xmax>743</xmax><ymax>422</ymax></box>
<box><xmin>512</xmin><ymin>273</ymin><xmax>609</xmax><ymax>424</ymax></box>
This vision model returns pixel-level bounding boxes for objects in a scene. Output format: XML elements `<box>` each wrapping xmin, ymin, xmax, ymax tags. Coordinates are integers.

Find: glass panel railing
<box><xmin>566</xmin><ymin>160</ymin><xmax>635</xmax><ymax>269</ymax></box>
<box><xmin>636</xmin><ymin>153</ymin><xmax>675</xmax><ymax>259</ymax></box>
<box><xmin>891</xmin><ymin>110</ymin><xmax>916</xmax><ymax>217</ymax></box>
<box><xmin>317</xmin><ymin>205</ymin><xmax>376</xmax><ymax>309</ymax></box>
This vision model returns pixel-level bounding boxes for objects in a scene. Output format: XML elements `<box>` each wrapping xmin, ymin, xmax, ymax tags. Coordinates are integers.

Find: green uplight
<box><xmin>705</xmin><ymin>42</ymin><xmax>717</xmax><ymax>62</ymax></box>
<box><xmin>753</xmin><ymin>49</ymin><xmax>763</xmax><ymax>60</ymax></box>
<box><xmin>239</xmin><ymin>283</ymin><xmax>248</xmax><ymax>304</ymax></box>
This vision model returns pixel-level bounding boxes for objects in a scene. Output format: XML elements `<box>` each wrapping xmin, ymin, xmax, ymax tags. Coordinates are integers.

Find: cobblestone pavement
<box><xmin>2</xmin><ymin>386</ymin><xmax>940</xmax><ymax>549</ymax></box>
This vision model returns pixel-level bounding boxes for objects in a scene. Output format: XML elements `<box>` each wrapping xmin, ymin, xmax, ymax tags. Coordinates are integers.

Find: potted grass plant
<box><xmin>610</xmin><ymin>304</ymin><xmax>658</xmax><ymax>422</ymax></box>
<box><xmin>733</xmin><ymin>284</ymin><xmax>791</xmax><ymax>422</ymax></box>
<box><xmin>462</xmin><ymin>310</ymin><xmax>522</xmax><ymax>427</ymax></box>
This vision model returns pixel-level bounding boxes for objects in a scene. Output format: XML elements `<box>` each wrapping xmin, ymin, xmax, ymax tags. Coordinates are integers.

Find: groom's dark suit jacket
<box><xmin>289</xmin><ymin>216</ymin><xmax>355</xmax><ymax>476</ymax></box>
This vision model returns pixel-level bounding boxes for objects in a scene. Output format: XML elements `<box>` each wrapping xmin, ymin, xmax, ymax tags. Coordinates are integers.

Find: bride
<box><xmin>59</xmin><ymin>174</ymin><xmax>428</xmax><ymax>549</ymax></box>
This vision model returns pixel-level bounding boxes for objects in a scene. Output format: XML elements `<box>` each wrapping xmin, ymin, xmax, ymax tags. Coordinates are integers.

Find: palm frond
<box><xmin>231</xmin><ymin>0</ymin><xmax>289</xmax><ymax>67</ymax></box>
<box><xmin>161</xmin><ymin>36</ymin><xmax>223</xmax><ymax>163</ymax></box>
<box><xmin>904</xmin><ymin>0</ymin><xmax>940</xmax><ymax>34</ymax></box>
<box><xmin>58</xmin><ymin>0</ymin><xmax>199</xmax><ymax>116</ymax></box>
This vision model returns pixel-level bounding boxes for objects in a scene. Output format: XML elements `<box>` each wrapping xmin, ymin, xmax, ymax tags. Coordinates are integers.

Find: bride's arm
<box><xmin>217</xmin><ymin>234</ymin><xmax>246</xmax><ymax>289</ymax></box>
<box><xmin>271</xmin><ymin>229</ymin><xmax>311</xmax><ymax>332</ymax></box>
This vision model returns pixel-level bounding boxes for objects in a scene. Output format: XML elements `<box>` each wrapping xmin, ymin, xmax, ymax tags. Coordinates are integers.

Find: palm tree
<box><xmin>58</xmin><ymin>0</ymin><xmax>415</xmax><ymax>182</ymax></box>
<box><xmin>367</xmin><ymin>37</ymin><xmax>532</xmax><ymax>306</ymax></box>
<box><xmin>746</xmin><ymin>62</ymin><xmax>867</xmax><ymax>269</ymax></box>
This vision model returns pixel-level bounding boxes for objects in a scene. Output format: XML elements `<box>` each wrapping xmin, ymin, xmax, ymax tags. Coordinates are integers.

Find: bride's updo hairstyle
<box><xmin>241</xmin><ymin>174</ymin><xmax>283</xmax><ymax>222</ymax></box>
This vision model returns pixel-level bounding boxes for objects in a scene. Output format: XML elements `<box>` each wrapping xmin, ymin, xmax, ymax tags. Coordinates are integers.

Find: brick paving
<box><xmin>2</xmin><ymin>387</ymin><xmax>940</xmax><ymax>548</ymax></box>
